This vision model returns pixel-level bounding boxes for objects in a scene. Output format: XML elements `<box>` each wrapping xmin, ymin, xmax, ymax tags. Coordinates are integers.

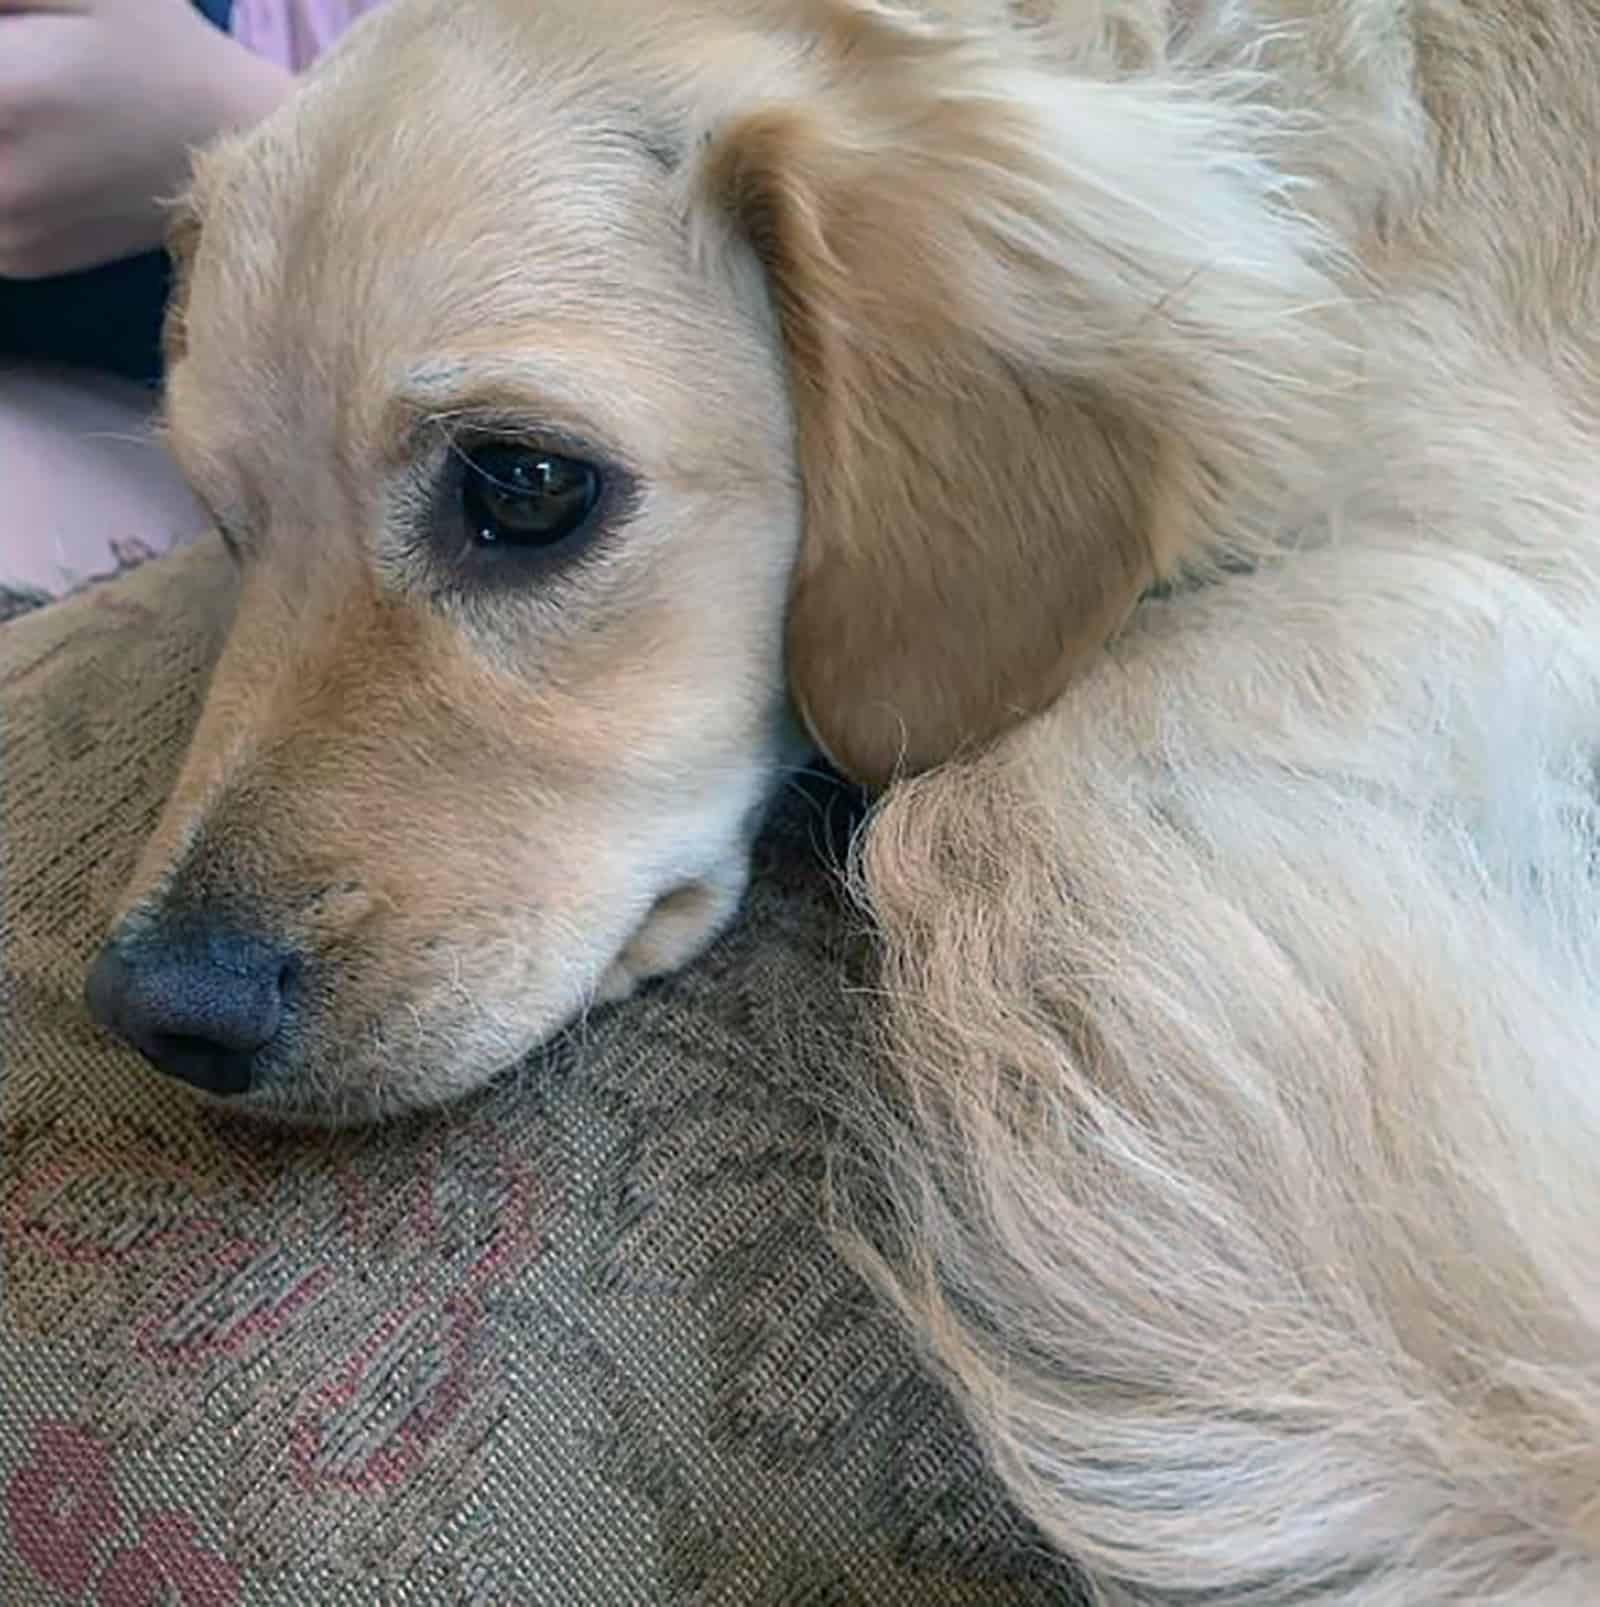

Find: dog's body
<box><xmin>844</xmin><ymin>12</ymin><xmax>1600</xmax><ymax>1602</ymax></box>
<box><xmin>83</xmin><ymin>0</ymin><xmax>1600</xmax><ymax>1598</ymax></box>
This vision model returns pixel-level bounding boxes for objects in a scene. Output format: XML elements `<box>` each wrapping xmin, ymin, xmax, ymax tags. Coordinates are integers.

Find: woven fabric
<box><xmin>0</xmin><ymin>542</ymin><xmax>1083</xmax><ymax>1605</ymax></box>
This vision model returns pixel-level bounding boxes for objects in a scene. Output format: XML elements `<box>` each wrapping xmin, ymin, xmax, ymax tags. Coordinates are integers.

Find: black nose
<box><xmin>85</xmin><ymin>923</ymin><xmax>294</xmax><ymax>1097</ymax></box>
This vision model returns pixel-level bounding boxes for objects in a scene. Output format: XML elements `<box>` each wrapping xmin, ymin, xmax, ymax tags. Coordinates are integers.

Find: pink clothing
<box><xmin>230</xmin><ymin>0</ymin><xmax>383</xmax><ymax>73</ymax></box>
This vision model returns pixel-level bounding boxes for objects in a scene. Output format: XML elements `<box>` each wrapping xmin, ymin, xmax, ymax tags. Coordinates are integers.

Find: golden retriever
<box><xmin>85</xmin><ymin>0</ymin><xmax>1600</xmax><ymax>1598</ymax></box>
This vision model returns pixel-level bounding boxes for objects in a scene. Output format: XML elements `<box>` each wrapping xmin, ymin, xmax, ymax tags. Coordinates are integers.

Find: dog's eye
<box><xmin>460</xmin><ymin>442</ymin><xmax>601</xmax><ymax>550</ymax></box>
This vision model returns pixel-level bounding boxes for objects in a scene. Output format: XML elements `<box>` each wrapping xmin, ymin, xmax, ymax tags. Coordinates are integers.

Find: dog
<box><xmin>86</xmin><ymin>0</ymin><xmax>1352</xmax><ymax>1119</ymax></box>
<box><xmin>85</xmin><ymin>0</ymin><xmax>1600</xmax><ymax>1598</ymax></box>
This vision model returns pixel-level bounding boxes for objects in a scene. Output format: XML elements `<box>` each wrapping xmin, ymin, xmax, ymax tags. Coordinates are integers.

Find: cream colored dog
<box><xmin>87</xmin><ymin>0</ymin><xmax>1600</xmax><ymax>1598</ymax></box>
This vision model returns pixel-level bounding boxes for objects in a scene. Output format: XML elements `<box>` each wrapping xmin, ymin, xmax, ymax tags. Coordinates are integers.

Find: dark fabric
<box><xmin>0</xmin><ymin>0</ymin><xmax>234</xmax><ymax>386</ymax></box>
<box><xmin>0</xmin><ymin>586</ymin><xmax>51</xmax><ymax>625</ymax></box>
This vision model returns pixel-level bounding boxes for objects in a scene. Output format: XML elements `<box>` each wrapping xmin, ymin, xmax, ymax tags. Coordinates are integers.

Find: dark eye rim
<box><xmin>428</xmin><ymin>427</ymin><xmax>639</xmax><ymax>585</ymax></box>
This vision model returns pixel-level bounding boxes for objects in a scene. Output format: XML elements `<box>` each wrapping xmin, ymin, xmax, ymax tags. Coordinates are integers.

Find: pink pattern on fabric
<box><xmin>230</xmin><ymin>0</ymin><xmax>385</xmax><ymax>73</ymax></box>
<box><xmin>96</xmin><ymin>1513</ymin><xmax>241</xmax><ymax>1607</ymax></box>
<box><xmin>3</xmin><ymin>1421</ymin><xmax>240</xmax><ymax>1605</ymax></box>
<box><xmin>4</xmin><ymin>1423</ymin><xmax>119</xmax><ymax>1595</ymax></box>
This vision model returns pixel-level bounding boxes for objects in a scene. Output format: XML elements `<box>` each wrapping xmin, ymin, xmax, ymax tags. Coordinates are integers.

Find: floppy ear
<box><xmin>696</xmin><ymin>10</ymin><xmax>1343</xmax><ymax>786</ymax></box>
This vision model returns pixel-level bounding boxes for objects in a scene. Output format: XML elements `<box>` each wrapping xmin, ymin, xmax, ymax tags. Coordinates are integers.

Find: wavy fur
<box><xmin>836</xmin><ymin>1</ymin><xmax>1600</xmax><ymax>1601</ymax></box>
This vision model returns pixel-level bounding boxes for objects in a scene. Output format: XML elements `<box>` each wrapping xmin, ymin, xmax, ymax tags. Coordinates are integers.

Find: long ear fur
<box><xmin>696</xmin><ymin>2</ymin><xmax>1348</xmax><ymax>784</ymax></box>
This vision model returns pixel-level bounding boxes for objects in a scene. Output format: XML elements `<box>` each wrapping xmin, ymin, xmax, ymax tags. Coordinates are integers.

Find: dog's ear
<box><xmin>695</xmin><ymin>13</ymin><xmax>1342</xmax><ymax>785</ymax></box>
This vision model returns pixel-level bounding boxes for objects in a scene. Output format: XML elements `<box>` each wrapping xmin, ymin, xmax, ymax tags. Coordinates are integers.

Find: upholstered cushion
<box><xmin>0</xmin><ymin>541</ymin><xmax>1082</xmax><ymax>1604</ymax></box>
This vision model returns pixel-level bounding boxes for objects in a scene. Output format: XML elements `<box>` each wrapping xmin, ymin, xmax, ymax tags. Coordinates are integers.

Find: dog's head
<box><xmin>87</xmin><ymin>0</ymin><xmax>1340</xmax><ymax>1121</ymax></box>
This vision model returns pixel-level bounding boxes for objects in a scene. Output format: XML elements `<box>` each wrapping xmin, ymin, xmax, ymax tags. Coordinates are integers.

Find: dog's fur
<box><xmin>96</xmin><ymin>0</ymin><xmax>1600</xmax><ymax>1597</ymax></box>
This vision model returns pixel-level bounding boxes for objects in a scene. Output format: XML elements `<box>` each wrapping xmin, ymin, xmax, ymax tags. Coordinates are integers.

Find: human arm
<box><xmin>0</xmin><ymin>0</ymin><xmax>291</xmax><ymax>279</ymax></box>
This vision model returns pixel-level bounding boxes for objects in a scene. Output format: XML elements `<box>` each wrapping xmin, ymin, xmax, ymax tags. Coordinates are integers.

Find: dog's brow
<box><xmin>385</xmin><ymin>360</ymin><xmax>616</xmax><ymax>464</ymax></box>
<box><xmin>401</xmin><ymin>360</ymin><xmax>470</xmax><ymax>400</ymax></box>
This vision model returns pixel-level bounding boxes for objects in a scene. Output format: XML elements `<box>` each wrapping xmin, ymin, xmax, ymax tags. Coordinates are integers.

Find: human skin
<box><xmin>0</xmin><ymin>0</ymin><xmax>292</xmax><ymax>595</ymax></box>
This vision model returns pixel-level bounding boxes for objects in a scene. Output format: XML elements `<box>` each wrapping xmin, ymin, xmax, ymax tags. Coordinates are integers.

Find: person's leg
<box><xmin>0</xmin><ymin>362</ymin><xmax>203</xmax><ymax>605</ymax></box>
